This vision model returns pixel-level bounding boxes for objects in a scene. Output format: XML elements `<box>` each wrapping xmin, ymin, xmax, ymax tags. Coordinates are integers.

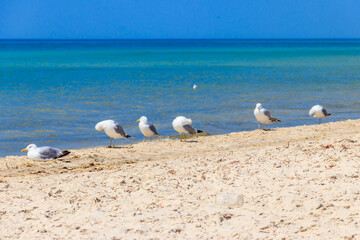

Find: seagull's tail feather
<box><xmin>196</xmin><ymin>129</ymin><xmax>203</xmax><ymax>134</ymax></box>
<box><xmin>56</xmin><ymin>150</ymin><xmax>71</xmax><ymax>159</ymax></box>
<box><xmin>270</xmin><ymin>117</ymin><xmax>281</xmax><ymax>123</ymax></box>
<box><xmin>125</xmin><ymin>135</ymin><xmax>133</xmax><ymax>139</ymax></box>
<box><xmin>326</xmin><ymin>113</ymin><xmax>332</xmax><ymax>117</ymax></box>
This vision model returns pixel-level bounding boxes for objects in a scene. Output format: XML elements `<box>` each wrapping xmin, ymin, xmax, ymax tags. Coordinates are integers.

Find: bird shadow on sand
<box><xmin>180</xmin><ymin>140</ymin><xmax>199</xmax><ymax>143</ymax></box>
<box><xmin>107</xmin><ymin>146</ymin><xmax>134</xmax><ymax>149</ymax></box>
<box><xmin>260</xmin><ymin>129</ymin><xmax>277</xmax><ymax>132</ymax></box>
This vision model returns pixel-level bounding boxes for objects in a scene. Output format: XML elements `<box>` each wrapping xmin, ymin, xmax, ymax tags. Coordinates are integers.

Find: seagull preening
<box><xmin>172</xmin><ymin>116</ymin><xmax>203</xmax><ymax>141</ymax></box>
<box><xmin>137</xmin><ymin>116</ymin><xmax>161</xmax><ymax>142</ymax></box>
<box><xmin>309</xmin><ymin>105</ymin><xmax>331</xmax><ymax>124</ymax></box>
<box><xmin>21</xmin><ymin>144</ymin><xmax>70</xmax><ymax>161</ymax></box>
<box><xmin>95</xmin><ymin>120</ymin><xmax>132</xmax><ymax>148</ymax></box>
<box><xmin>254</xmin><ymin>103</ymin><xmax>281</xmax><ymax>130</ymax></box>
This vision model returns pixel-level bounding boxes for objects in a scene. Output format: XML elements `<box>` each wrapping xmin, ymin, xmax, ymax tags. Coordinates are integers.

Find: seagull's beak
<box><xmin>136</xmin><ymin>119</ymin><xmax>140</xmax><ymax>122</ymax></box>
<box><xmin>21</xmin><ymin>148</ymin><xmax>28</xmax><ymax>152</ymax></box>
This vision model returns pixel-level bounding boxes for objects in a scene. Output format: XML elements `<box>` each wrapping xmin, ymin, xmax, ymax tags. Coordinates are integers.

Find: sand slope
<box><xmin>1</xmin><ymin>120</ymin><xmax>360</xmax><ymax>239</ymax></box>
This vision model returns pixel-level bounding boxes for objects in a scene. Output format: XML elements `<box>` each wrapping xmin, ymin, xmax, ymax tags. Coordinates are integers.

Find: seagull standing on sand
<box><xmin>95</xmin><ymin>120</ymin><xmax>132</xmax><ymax>148</ymax></box>
<box><xmin>21</xmin><ymin>144</ymin><xmax>70</xmax><ymax>161</ymax></box>
<box><xmin>172</xmin><ymin>116</ymin><xmax>203</xmax><ymax>141</ymax></box>
<box><xmin>309</xmin><ymin>105</ymin><xmax>331</xmax><ymax>124</ymax></box>
<box><xmin>137</xmin><ymin>116</ymin><xmax>160</xmax><ymax>142</ymax></box>
<box><xmin>254</xmin><ymin>103</ymin><xmax>281</xmax><ymax>130</ymax></box>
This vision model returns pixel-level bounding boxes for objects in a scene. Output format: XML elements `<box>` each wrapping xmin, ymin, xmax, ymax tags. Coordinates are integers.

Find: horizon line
<box><xmin>1</xmin><ymin>38</ymin><xmax>360</xmax><ymax>41</ymax></box>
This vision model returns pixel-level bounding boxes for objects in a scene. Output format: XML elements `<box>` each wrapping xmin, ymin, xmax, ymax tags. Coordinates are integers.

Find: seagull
<box><xmin>95</xmin><ymin>120</ymin><xmax>132</xmax><ymax>148</ymax></box>
<box><xmin>309</xmin><ymin>105</ymin><xmax>331</xmax><ymax>124</ymax></box>
<box><xmin>254</xmin><ymin>103</ymin><xmax>281</xmax><ymax>130</ymax></box>
<box><xmin>21</xmin><ymin>144</ymin><xmax>70</xmax><ymax>161</ymax></box>
<box><xmin>172</xmin><ymin>116</ymin><xmax>203</xmax><ymax>141</ymax></box>
<box><xmin>193</xmin><ymin>84</ymin><xmax>198</xmax><ymax>89</ymax></box>
<box><xmin>137</xmin><ymin>116</ymin><xmax>161</xmax><ymax>142</ymax></box>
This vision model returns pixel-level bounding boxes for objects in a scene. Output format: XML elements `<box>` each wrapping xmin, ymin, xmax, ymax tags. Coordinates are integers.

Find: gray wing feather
<box><xmin>39</xmin><ymin>147</ymin><xmax>60</xmax><ymax>159</ymax></box>
<box><xmin>114</xmin><ymin>122</ymin><xmax>126</xmax><ymax>137</ymax></box>
<box><xmin>183</xmin><ymin>125</ymin><xmax>197</xmax><ymax>135</ymax></box>
<box><xmin>263</xmin><ymin>109</ymin><xmax>272</xmax><ymax>118</ymax></box>
<box><xmin>263</xmin><ymin>108</ymin><xmax>281</xmax><ymax>122</ymax></box>
<box><xmin>149</xmin><ymin>123</ymin><xmax>159</xmax><ymax>135</ymax></box>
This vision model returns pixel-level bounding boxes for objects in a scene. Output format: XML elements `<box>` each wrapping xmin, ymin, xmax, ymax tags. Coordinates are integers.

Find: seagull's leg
<box><xmin>150</xmin><ymin>137</ymin><xmax>152</xmax><ymax>142</ymax></box>
<box><xmin>258</xmin><ymin>121</ymin><xmax>260</xmax><ymax>130</ymax></box>
<box><xmin>109</xmin><ymin>138</ymin><xmax>112</xmax><ymax>148</ymax></box>
<box><xmin>143</xmin><ymin>136</ymin><xmax>145</xmax><ymax>142</ymax></box>
<box><xmin>113</xmin><ymin>139</ymin><xmax>116</xmax><ymax>148</ymax></box>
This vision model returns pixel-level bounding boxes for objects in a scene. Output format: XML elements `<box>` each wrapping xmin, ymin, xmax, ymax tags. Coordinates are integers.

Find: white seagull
<box><xmin>309</xmin><ymin>105</ymin><xmax>331</xmax><ymax>124</ymax></box>
<box><xmin>137</xmin><ymin>116</ymin><xmax>160</xmax><ymax>142</ymax></box>
<box><xmin>193</xmin><ymin>84</ymin><xmax>198</xmax><ymax>89</ymax></box>
<box><xmin>21</xmin><ymin>144</ymin><xmax>70</xmax><ymax>161</ymax></box>
<box><xmin>95</xmin><ymin>120</ymin><xmax>132</xmax><ymax>148</ymax></box>
<box><xmin>172</xmin><ymin>116</ymin><xmax>203</xmax><ymax>141</ymax></box>
<box><xmin>254</xmin><ymin>103</ymin><xmax>281</xmax><ymax>130</ymax></box>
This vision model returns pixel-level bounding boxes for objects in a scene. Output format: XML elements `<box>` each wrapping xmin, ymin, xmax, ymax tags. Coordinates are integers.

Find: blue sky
<box><xmin>1</xmin><ymin>0</ymin><xmax>360</xmax><ymax>39</ymax></box>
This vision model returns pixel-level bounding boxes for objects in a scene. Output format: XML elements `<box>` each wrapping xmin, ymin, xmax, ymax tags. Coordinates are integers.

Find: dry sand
<box><xmin>1</xmin><ymin>120</ymin><xmax>360</xmax><ymax>239</ymax></box>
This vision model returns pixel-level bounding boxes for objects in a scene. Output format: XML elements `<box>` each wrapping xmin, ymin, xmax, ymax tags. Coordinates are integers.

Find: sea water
<box><xmin>1</xmin><ymin>39</ymin><xmax>359</xmax><ymax>157</ymax></box>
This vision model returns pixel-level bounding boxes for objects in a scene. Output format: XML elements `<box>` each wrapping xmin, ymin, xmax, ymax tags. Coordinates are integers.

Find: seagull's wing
<box><xmin>263</xmin><ymin>108</ymin><xmax>281</xmax><ymax>123</ymax></box>
<box><xmin>263</xmin><ymin>109</ymin><xmax>272</xmax><ymax>118</ymax></box>
<box><xmin>322</xmin><ymin>108</ymin><xmax>331</xmax><ymax>116</ymax></box>
<box><xmin>183</xmin><ymin>125</ymin><xmax>197</xmax><ymax>135</ymax></box>
<box><xmin>114</xmin><ymin>122</ymin><xmax>126</xmax><ymax>137</ymax></box>
<box><xmin>39</xmin><ymin>147</ymin><xmax>61</xmax><ymax>159</ymax></box>
<box><xmin>149</xmin><ymin>123</ymin><xmax>160</xmax><ymax>136</ymax></box>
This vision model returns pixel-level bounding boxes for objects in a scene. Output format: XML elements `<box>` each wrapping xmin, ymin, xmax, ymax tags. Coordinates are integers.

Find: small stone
<box><xmin>170</xmin><ymin>228</ymin><xmax>182</xmax><ymax>233</ymax></box>
<box><xmin>168</xmin><ymin>170</ymin><xmax>176</xmax><ymax>174</ymax></box>
<box><xmin>316</xmin><ymin>204</ymin><xmax>323</xmax><ymax>210</ymax></box>
<box><xmin>222</xmin><ymin>213</ymin><xmax>233</xmax><ymax>220</ymax></box>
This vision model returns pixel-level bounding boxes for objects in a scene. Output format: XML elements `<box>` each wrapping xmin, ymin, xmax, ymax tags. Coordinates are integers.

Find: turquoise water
<box><xmin>1</xmin><ymin>40</ymin><xmax>360</xmax><ymax>157</ymax></box>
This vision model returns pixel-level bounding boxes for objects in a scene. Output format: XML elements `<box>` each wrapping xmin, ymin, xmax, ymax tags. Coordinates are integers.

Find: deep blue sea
<box><xmin>1</xmin><ymin>39</ymin><xmax>359</xmax><ymax>157</ymax></box>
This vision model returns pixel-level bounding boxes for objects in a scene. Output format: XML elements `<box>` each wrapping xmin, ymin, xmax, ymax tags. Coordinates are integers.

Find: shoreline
<box><xmin>0</xmin><ymin>120</ymin><xmax>338</xmax><ymax>175</ymax></box>
<box><xmin>0</xmin><ymin>119</ymin><xmax>360</xmax><ymax>238</ymax></box>
<box><xmin>0</xmin><ymin>119</ymin><xmax>345</xmax><ymax>159</ymax></box>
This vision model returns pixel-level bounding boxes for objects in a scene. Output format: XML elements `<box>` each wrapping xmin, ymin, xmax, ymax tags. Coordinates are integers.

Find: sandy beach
<box><xmin>1</xmin><ymin>119</ymin><xmax>360</xmax><ymax>239</ymax></box>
